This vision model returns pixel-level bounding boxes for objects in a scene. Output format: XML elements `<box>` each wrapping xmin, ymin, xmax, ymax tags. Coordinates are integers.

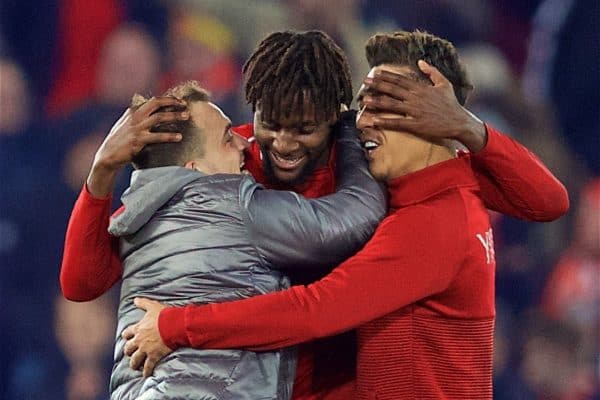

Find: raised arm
<box><xmin>241</xmin><ymin>111</ymin><xmax>387</xmax><ymax>268</ymax></box>
<box><xmin>468</xmin><ymin>124</ymin><xmax>569</xmax><ymax>221</ymax></box>
<box><xmin>360</xmin><ymin>61</ymin><xmax>568</xmax><ymax>221</ymax></box>
<box><xmin>60</xmin><ymin>98</ymin><xmax>186</xmax><ymax>301</ymax></box>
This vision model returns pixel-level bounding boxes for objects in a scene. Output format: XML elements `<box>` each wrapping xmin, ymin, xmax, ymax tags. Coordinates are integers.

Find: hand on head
<box><xmin>357</xmin><ymin>60</ymin><xmax>486</xmax><ymax>152</ymax></box>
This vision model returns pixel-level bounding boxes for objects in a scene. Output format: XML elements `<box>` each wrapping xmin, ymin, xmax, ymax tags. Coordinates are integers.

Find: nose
<box><xmin>271</xmin><ymin>129</ymin><xmax>300</xmax><ymax>154</ymax></box>
<box><xmin>356</xmin><ymin>106</ymin><xmax>375</xmax><ymax>131</ymax></box>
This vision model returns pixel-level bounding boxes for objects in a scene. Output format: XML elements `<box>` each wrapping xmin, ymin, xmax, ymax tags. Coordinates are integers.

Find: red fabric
<box><xmin>59</xmin><ymin>186</ymin><xmax>122</xmax><ymax>301</ymax></box>
<box><xmin>46</xmin><ymin>0</ymin><xmax>123</xmax><ymax>117</ymax></box>
<box><xmin>470</xmin><ymin>124</ymin><xmax>569</xmax><ymax>220</ymax></box>
<box><xmin>159</xmin><ymin>156</ymin><xmax>496</xmax><ymax>399</ymax></box>
<box><xmin>60</xmin><ymin>123</ymin><xmax>568</xmax><ymax>399</ymax></box>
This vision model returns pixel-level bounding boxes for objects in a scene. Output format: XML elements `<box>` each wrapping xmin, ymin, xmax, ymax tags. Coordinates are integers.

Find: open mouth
<box><xmin>269</xmin><ymin>151</ymin><xmax>307</xmax><ymax>171</ymax></box>
<box><xmin>361</xmin><ymin>140</ymin><xmax>381</xmax><ymax>159</ymax></box>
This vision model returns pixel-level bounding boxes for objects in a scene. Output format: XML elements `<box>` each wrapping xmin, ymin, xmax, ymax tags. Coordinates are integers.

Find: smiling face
<box><xmin>356</xmin><ymin>64</ymin><xmax>452</xmax><ymax>182</ymax></box>
<box><xmin>186</xmin><ymin>101</ymin><xmax>249</xmax><ymax>174</ymax></box>
<box><xmin>253</xmin><ymin>99</ymin><xmax>334</xmax><ymax>185</ymax></box>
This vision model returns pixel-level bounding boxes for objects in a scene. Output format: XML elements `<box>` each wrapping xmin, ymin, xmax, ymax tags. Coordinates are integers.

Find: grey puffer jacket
<box><xmin>108</xmin><ymin>116</ymin><xmax>386</xmax><ymax>400</ymax></box>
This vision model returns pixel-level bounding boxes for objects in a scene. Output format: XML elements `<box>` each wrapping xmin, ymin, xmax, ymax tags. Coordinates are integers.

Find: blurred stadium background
<box><xmin>0</xmin><ymin>0</ymin><xmax>597</xmax><ymax>399</ymax></box>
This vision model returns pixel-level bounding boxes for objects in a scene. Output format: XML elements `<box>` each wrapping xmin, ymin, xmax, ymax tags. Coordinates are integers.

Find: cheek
<box><xmin>302</xmin><ymin>130</ymin><xmax>331</xmax><ymax>153</ymax></box>
<box><xmin>253</xmin><ymin>128</ymin><xmax>272</xmax><ymax>147</ymax></box>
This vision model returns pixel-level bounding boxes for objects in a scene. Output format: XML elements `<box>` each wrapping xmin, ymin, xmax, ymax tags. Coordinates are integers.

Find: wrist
<box><xmin>158</xmin><ymin>306</ymin><xmax>189</xmax><ymax>350</ymax></box>
<box><xmin>86</xmin><ymin>162</ymin><xmax>119</xmax><ymax>198</ymax></box>
<box><xmin>455</xmin><ymin>109</ymin><xmax>487</xmax><ymax>153</ymax></box>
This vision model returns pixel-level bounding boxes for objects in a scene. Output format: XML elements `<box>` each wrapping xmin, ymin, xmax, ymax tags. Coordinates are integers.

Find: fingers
<box><xmin>142</xmin><ymin>356</ymin><xmax>159</xmax><ymax>378</ymax></box>
<box><xmin>138</xmin><ymin>131</ymin><xmax>183</xmax><ymax>146</ymax></box>
<box><xmin>417</xmin><ymin>60</ymin><xmax>449</xmax><ymax>86</ymax></box>
<box><xmin>363</xmin><ymin>77</ymin><xmax>414</xmax><ymax>102</ymax></box>
<box><xmin>129</xmin><ymin>349</ymin><xmax>146</xmax><ymax>371</ymax></box>
<box><xmin>136</xmin><ymin>96</ymin><xmax>186</xmax><ymax>119</ymax></box>
<box><xmin>122</xmin><ymin>326</ymin><xmax>135</xmax><ymax>340</ymax></box>
<box><xmin>124</xmin><ymin>338</ymin><xmax>139</xmax><ymax>357</ymax></box>
<box><xmin>137</xmin><ymin>110</ymin><xmax>189</xmax><ymax>131</ymax></box>
<box><xmin>368</xmin><ymin>69</ymin><xmax>420</xmax><ymax>91</ymax></box>
<box><xmin>372</xmin><ymin>116</ymin><xmax>418</xmax><ymax>132</ymax></box>
<box><xmin>362</xmin><ymin>93</ymin><xmax>413</xmax><ymax>116</ymax></box>
<box><xmin>133</xmin><ymin>297</ymin><xmax>158</xmax><ymax>310</ymax></box>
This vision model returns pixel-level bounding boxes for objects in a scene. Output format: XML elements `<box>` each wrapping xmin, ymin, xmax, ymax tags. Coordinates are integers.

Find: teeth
<box><xmin>272</xmin><ymin>153</ymin><xmax>303</xmax><ymax>163</ymax></box>
<box><xmin>363</xmin><ymin>141</ymin><xmax>379</xmax><ymax>150</ymax></box>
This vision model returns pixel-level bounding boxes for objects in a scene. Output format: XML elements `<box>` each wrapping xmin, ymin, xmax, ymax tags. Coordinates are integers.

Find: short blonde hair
<box><xmin>131</xmin><ymin>81</ymin><xmax>211</xmax><ymax>169</ymax></box>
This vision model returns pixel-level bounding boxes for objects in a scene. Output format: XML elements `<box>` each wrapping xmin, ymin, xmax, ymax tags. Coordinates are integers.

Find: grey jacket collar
<box><xmin>109</xmin><ymin>166</ymin><xmax>204</xmax><ymax>236</ymax></box>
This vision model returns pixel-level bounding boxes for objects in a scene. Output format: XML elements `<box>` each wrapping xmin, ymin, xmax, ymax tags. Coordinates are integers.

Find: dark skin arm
<box><xmin>358</xmin><ymin>59</ymin><xmax>487</xmax><ymax>152</ymax></box>
<box><xmin>87</xmin><ymin>96</ymin><xmax>188</xmax><ymax>198</ymax></box>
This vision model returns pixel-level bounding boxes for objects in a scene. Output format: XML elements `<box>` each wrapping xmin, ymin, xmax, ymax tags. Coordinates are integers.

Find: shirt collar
<box><xmin>387</xmin><ymin>155</ymin><xmax>478</xmax><ymax>211</ymax></box>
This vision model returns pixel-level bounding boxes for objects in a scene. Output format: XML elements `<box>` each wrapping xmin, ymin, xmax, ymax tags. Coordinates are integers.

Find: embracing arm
<box><xmin>158</xmin><ymin>206</ymin><xmax>464</xmax><ymax>351</ymax></box>
<box><xmin>242</xmin><ymin>111</ymin><xmax>387</xmax><ymax>268</ymax></box>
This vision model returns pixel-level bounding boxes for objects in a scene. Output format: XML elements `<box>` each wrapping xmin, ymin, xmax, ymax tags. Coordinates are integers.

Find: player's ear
<box><xmin>184</xmin><ymin>160</ymin><xmax>196</xmax><ymax>171</ymax></box>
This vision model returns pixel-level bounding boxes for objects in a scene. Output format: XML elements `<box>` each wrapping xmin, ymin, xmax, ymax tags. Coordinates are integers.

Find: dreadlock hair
<box><xmin>365</xmin><ymin>30</ymin><xmax>473</xmax><ymax>105</ymax></box>
<box><xmin>131</xmin><ymin>81</ymin><xmax>210</xmax><ymax>169</ymax></box>
<box><xmin>243</xmin><ymin>30</ymin><xmax>353</xmax><ymax>124</ymax></box>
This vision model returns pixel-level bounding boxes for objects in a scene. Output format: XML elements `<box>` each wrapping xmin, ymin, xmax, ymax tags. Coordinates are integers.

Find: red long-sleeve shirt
<box><xmin>160</xmin><ymin>155</ymin><xmax>496</xmax><ymax>399</ymax></box>
<box><xmin>60</xmin><ymin>124</ymin><xmax>568</xmax><ymax>398</ymax></box>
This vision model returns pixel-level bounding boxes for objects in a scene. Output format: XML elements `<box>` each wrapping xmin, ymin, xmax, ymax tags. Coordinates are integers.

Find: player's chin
<box><xmin>271</xmin><ymin>166</ymin><xmax>305</xmax><ymax>184</ymax></box>
<box><xmin>367</xmin><ymin>162</ymin><xmax>385</xmax><ymax>182</ymax></box>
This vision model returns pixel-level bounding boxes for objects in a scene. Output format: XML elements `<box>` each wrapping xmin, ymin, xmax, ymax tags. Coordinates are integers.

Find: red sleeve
<box><xmin>60</xmin><ymin>185</ymin><xmax>122</xmax><ymax>301</ymax></box>
<box><xmin>158</xmin><ymin>203</ymin><xmax>467</xmax><ymax>351</ymax></box>
<box><xmin>471</xmin><ymin>124</ymin><xmax>569</xmax><ymax>221</ymax></box>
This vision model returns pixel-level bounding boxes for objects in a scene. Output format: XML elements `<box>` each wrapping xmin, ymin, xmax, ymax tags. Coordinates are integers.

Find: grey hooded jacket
<box><xmin>108</xmin><ymin>116</ymin><xmax>386</xmax><ymax>400</ymax></box>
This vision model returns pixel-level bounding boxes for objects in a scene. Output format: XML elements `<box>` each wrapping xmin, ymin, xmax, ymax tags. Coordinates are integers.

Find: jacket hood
<box><xmin>109</xmin><ymin>166</ymin><xmax>203</xmax><ymax>236</ymax></box>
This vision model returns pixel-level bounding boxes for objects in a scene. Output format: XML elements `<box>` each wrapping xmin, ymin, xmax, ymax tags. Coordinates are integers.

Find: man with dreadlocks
<box><xmin>235</xmin><ymin>30</ymin><xmax>354</xmax><ymax>194</ymax></box>
<box><xmin>61</xmin><ymin>30</ymin><xmax>568</xmax><ymax>399</ymax></box>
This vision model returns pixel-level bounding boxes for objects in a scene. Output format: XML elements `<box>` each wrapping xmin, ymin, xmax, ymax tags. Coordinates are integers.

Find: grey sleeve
<box><xmin>240</xmin><ymin>111</ymin><xmax>387</xmax><ymax>269</ymax></box>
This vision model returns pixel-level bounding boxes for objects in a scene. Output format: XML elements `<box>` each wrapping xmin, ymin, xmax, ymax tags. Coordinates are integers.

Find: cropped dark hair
<box><xmin>365</xmin><ymin>30</ymin><xmax>473</xmax><ymax>105</ymax></box>
<box><xmin>243</xmin><ymin>30</ymin><xmax>353</xmax><ymax>123</ymax></box>
<box><xmin>131</xmin><ymin>81</ymin><xmax>209</xmax><ymax>169</ymax></box>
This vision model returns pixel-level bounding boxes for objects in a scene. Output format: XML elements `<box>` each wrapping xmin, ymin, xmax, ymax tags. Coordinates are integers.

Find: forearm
<box><xmin>86</xmin><ymin>162</ymin><xmax>119</xmax><ymax>198</ymax></box>
<box><xmin>159</xmin><ymin>215</ymin><xmax>461</xmax><ymax>351</ymax></box>
<box><xmin>60</xmin><ymin>185</ymin><xmax>122</xmax><ymax>301</ymax></box>
<box><xmin>454</xmin><ymin>109</ymin><xmax>487</xmax><ymax>153</ymax></box>
<box><xmin>472</xmin><ymin>124</ymin><xmax>569</xmax><ymax>221</ymax></box>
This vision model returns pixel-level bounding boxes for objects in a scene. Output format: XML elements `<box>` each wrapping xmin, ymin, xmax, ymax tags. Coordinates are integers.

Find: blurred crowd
<box><xmin>0</xmin><ymin>0</ymin><xmax>597</xmax><ymax>399</ymax></box>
